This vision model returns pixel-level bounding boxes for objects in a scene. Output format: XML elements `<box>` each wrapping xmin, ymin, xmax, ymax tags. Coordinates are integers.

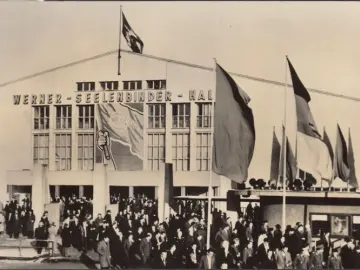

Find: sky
<box><xmin>1</xmin><ymin>1</ymin><xmax>360</xmax><ymax>184</ymax></box>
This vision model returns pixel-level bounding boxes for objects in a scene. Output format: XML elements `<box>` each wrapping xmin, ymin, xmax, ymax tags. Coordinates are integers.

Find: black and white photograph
<box><xmin>1</xmin><ymin>1</ymin><xmax>360</xmax><ymax>269</ymax></box>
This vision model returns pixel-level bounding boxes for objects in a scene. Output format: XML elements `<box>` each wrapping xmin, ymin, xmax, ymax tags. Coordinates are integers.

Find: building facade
<box><xmin>6</xmin><ymin>72</ymin><xmax>235</xmax><ymax>221</ymax></box>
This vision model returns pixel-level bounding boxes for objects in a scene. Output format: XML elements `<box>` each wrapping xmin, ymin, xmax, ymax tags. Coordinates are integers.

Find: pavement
<box><xmin>0</xmin><ymin>235</ymin><xmax>100</xmax><ymax>269</ymax></box>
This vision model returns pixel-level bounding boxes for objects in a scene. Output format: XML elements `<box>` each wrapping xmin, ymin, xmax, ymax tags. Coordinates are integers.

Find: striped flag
<box><xmin>287</xmin><ymin>57</ymin><xmax>332</xmax><ymax>181</ymax></box>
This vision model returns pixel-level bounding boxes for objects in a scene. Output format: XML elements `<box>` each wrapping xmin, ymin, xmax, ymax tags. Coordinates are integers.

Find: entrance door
<box><xmin>134</xmin><ymin>186</ymin><xmax>155</xmax><ymax>200</ymax></box>
<box><xmin>60</xmin><ymin>186</ymin><xmax>80</xmax><ymax>199</ymax></box>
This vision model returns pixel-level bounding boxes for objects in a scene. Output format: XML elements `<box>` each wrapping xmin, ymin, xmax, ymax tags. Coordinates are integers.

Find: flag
<box><xmin>279</xmin><ymin>125</ymin><xmax>297</xmax><ymax>186</ymax></box>
<box><xmin>334</xmin><ymin>124</ymin><xmax>350</xmax><ymax>182</ymax></box>
<box><xmin>122</xmin><ymin>12</ymin><xmax>144</xmax><ymax>54</ymax></box>
<box><xmin>323</xmin><ymin>128</ymin><xmax>334</xmax><ymax>166</ymax></box>
<box><xmin>287</xmin><ymin>57</ymin><xmax>332</xmax><ymax>181</ymax></box>
<box><xmin>96</xmin><ymin>103</ymin><xmax>144</xmax><ymax>171</ymax></box>
<box><xmin>348</xmin><ymin>128</ymin><xmax>358</xmax><ymax>188</ymax></box>
<box><xmin>212</xmin><ymin>63</ymin><xmax>256</xmax><ymax>184</ymax></box>
<box><xmin>270</xmin><ymin>127</ymin><xmax>281</xmax><ymax>182</ymax></box>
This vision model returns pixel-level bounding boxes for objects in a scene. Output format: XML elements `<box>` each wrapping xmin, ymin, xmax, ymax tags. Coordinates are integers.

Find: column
<box><xmin>55</xmin><ymin>186</ymin><xmax>60</xmax><ymax>198</ymax></box>
<box><xmin>48</xmin><ymin>104</ymin><xmax>56</xmax><ymax>171</ymax></box>
<box><xmin>32</xmin><ymin>164</ymin><xmax>45</xmax><ymax>226</ymax></box>
<box><xmin>7</xmin><ymin>185</ymin><xmax>13</xmax><ymax>201</ymax></box>
<box><xmin>79</xmin><ymin>186</ymin><xmax>84</xmax><ymax>198</ymax></box>
<box><xmin>129</xmin><ymin>186</ymin><xmax>134</xmax><ymax>198</ymax></box>
<box><xmin>181</xmin><ymin>186</ymin><xmax>186</xmax><ymax>196</ymax></box>
<box><xmin>165</xmin><ymin>103</ymin><xmax>172</xmax><ymax>164</ymax></box>
<box><xmin>143</xmin><ymin>103</ymin><xmax>149</xmax><ymax>170</ymax></box>
<box><xmin>43</xmin><ymin>165</ymin><xmax>50</xmax><ymax>204</ymax></box>
<box><xmin>189</xmin><ymin>103</ymin><xmax>197</xmax><ymax>171</ymax></box>
<box><xmin>72</xmin><ymin>104</ymin><xmax>78</xmax><ymax>171</ymax></box>
<box><xmin>154</xmin><ymin>186</ymin><xmax>159</xmax><ymax>199</ymax></box>
<box><xmin>92</xmin><ymin>163</ymin><xmax>107</xmax><ymax>217</ymax></box>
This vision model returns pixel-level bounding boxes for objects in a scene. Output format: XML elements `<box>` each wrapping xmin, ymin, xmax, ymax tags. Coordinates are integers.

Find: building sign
<box><xmin>13</xmin><ymin>89</ymin><xmax>213</xmax><ymax>105</ymax></box>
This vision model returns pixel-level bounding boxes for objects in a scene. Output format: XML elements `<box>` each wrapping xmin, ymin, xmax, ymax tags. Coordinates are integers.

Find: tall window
<box><xmin>197</xmin><ymin>103</ymin><xmax>212</xmax><ymax>128</ymax></box>
<box><xmin>172</xmin><ymin>133</ymin><xmax>190</xmax><ymax>171</ymax></box>
<box><xmin>147</xmin><ymin>80</ymin><xmax>166</xmax><ymax>90</ymax></box>
<box><xmin>78</xmin><ymin>134</ymin><xmax>94</xmax><ymax>170</ymax></box>
<box><xmin>147</xmin><ymin>133</ymin><xmax>165</xmax><ymax>171</ymax></box>
<box><xmin>148</xmin><ymin>104</ymin><xmax>165</xmax><ymax>129</ymax></box>
<box><xmin>78</xmin><ymin>105</ymin><xmax>94</xmax><ymax>129</ymax></box>
<box><xmin>33</xmin><ymin>134</ymin><xmax>49</xmax><ymax>165</ymax></box>
<box><xmin>33</xmin><ymin>106</ymin><xmax>49</xmax><ymax>130</ymax></box>
<box><xmin>172</xmin><ymin>103</ymin><xmax>190</xmax><ymax>128</ymax></box>
<box><xmin>55</xmin><ymin>105</ymin><xmax>72</xmax><ymax>129</ymax></box>
<box><xmin>196</xmin><ymin>133</ymin><xmax>211</xmax><ymax>171</ymax></box>
<box><xmin>123</xmin><ymin>80</ymin><xmax>142</xmax><ymax>90</ymax></box>
<box><xmin>55</xmin><ymin>134</ymin><xmax>72</xmax><ymax>171</ymax></box>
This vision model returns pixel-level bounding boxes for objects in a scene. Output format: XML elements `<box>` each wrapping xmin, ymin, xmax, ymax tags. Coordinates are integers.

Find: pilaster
<box><xmin>189</xmin><ymin>102</ymin><xmax>197</xmax><ymax>171</ymax></box>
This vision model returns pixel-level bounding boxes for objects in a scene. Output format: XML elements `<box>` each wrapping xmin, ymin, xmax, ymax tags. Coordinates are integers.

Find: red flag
<box><xmin>212</xmin><ymin>64</ymin><xmax>255</xmax><ymax>184</ymax></box>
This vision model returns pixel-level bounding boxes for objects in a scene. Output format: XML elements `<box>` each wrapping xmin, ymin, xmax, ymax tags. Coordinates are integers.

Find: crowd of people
<box><xmin>3</xmin><ymin>194</ymin><xmax>360</xmax><ymax>269</ymax></box>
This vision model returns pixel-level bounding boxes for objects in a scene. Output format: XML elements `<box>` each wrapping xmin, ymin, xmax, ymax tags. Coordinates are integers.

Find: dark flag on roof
<box><xmin>270</xmin><ymin>127</ymin><xmax>281</xmax><ymax>182</ymax></box>
<box><xmin>122</xmin><ymin>12</ymin><xmax>144</xmax><ymax>54</ymax></box>
<box><xmin>334</xmin><ymin>124</ymin><xmax>350</xmax><ymax>182</ymax></box>
<box><xmin>347</xmin><ymin>128</ymin><xmax>358</xmax><ymax>188</ymax></box>
<box><xmin>212</xmin><ymin>63</ymin><xmax>255</xmax><ymax>184</ymax></box>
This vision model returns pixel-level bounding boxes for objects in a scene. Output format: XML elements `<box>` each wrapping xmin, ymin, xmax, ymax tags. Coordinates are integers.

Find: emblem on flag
<box><xmin>122</xmin><ymin>12</ymin><xmax>144</xmax><ymax>54</ymax></box>
<box><xmin>97</xmin><ymin>130</ymin><xmax>111</xmax><ymax>160</ymax></box>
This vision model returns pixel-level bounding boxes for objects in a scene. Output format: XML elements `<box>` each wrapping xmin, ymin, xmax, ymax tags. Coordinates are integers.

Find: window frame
<box><xmin>196</xmin><ymin>132</ymin><xmax>211</xmax><ymax>171</ymax></box>
<box><xmin>33</xmin><ymin>106</ymin><xmax>50</xmax><ymax>130</ymax></box>
<box><xmin>33</xmin><ymin>133</ymin><xmax>49</xmax><ymax>166</ymax></box>
<box><xmin>147</xmin><ymin>132</ymin><xmax>166</xmax><ymax>171</ymax></box>
<box><xmin>172</xmin><ymin>103</ymin><xmax>191</xmax><ymax>129</ymax></box>
<box><xmin>54</xmin><ymin>133</ymin><xmax>72</xmax><ymax>171</ymax></box>
<box><xmin>309</xmin><ymin>212</ymin><xmax>355</xmax><ymax>239</ymax></box>
<box><xmin>77</xmin><ymin>133</ymin><xmax>95</xmax><ymax>171</ymax></box>
<box><xmin>171</xmin><ymin>132</ymin><xmax>190</xmax><ymax>171</ymax></box>
<box><xmin>55</xmin><ymin>105</ymin><xmax>72</xmax><ymax>130</ymax></box>
<box><xmin>77</xmin><ymin>105</ymin><xmax>95</xmax><ymax>129</ymax></box>
<box><xmin>148</xmin><ymin>103</ymin><xmax>166</xmax><ymax>129</ymax></box>
<box><xmin>196</xmin><ymin>102</ymin><xmax>212</xmax><ymax>128</ymax></box>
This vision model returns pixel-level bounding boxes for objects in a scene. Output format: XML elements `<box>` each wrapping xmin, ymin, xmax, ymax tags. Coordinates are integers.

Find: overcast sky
<box><xmin>1</xmin><ymin>2</ymin><xmax>360</xmax><ymax>183</ymax></box>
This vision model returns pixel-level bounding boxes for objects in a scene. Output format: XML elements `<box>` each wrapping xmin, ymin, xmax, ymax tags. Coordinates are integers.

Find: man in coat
<box><xmin>139</xmin><ymin>232</ymin><xmax>153</xmax><ymax>266</ymax></box>
<box><xmin>328</xmin><ymin>247</ymin><xmax>343</xmax><ymax>269</ymax></box>
<box><xmin>97</xmin><ymin>236</ymin><xmax>111</xmax><ymax>269</ymax></box>
<box><xmin>199</xmin><ymin>248</ymin><xmax>217</xmax><ymax>269</ymax></box>
<box><xmin>274</xmin><ymin>245</ymin><xmax>292</xmax><ymax>269</ymax></box>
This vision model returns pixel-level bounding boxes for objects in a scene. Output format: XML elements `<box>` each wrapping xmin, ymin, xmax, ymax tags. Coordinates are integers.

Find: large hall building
<box><xmin>4</xmin><ymin>52</ymin><xmax>236</xmax><ymax>220</ymax></box>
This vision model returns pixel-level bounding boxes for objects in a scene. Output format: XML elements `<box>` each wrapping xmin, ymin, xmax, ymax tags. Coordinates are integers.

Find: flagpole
<box><xmin>206</xmin><ymin>58</ymin><xmax>217</xmax><ymax>250</ymax></box>
<box><xmin>282</xmin><ymin>56</ymin><xmax>288</xmax><ymax>230</ymax></box>
<box><xmin>117</xmin><ymin>5</ymin><xmax>123</xmax><ymax>75</ymax></box>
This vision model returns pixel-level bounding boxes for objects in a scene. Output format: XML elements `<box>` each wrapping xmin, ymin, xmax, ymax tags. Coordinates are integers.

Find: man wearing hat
<box><xmin>199</xmin><ymin>248</ymin><xmax>217</xmax><ymax>269</ymax></box>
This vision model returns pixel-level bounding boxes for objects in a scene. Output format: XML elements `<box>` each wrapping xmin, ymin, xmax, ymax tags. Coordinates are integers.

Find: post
<box><xmin>117</xmin><ymin>5</ymin><xmax>123</xmax><ymax>75</ymax></box>
<box><xmin>206</xmin><ymin>58</ymin><xmax>217</xmax><ymax>249</ymax></box>
<box><xmin>282</xmin><ymin>56</ymin><xmax>288</xmax><ymax>230</ymax></box>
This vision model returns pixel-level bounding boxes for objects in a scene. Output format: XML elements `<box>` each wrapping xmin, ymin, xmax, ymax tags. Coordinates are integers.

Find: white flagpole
<box><xmin>117</xmin><ymin>5</ymin><xmax>123</xmax><ymax>75</ymax></box>
<box><xmin>282</xmin><ymin>56</ymin><xmax>288</xmax><ymax>230</ymax></box>
<box><xmin>206</xmin><ymin>58</ymin><xmax>217</xmax><ymax>249</ymax></box>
